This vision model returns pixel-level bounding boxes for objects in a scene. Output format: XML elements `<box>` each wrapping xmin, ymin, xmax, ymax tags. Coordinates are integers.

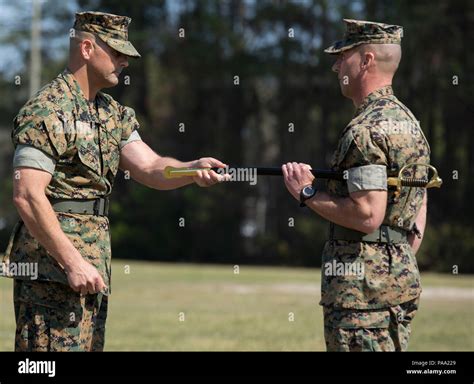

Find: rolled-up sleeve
<box><xmin>347</xmin><ymin>164</ymin><xmax>387</xmax><ymax>193</ymax></box>
<box><xmin>13</xmin><ymin>144</ymin><xmax>56</xmax><ymax>174</ymax></box>
<box><xmin>120</xmin><ymin>130</ymin><xmax>142</xmax><ymax>150</ymax></box>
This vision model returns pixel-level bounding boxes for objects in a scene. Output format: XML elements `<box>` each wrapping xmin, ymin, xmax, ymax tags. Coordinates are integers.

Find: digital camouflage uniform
<box><xmin>2</xmin><ymin>12</ymin><xmax>141</xmax><ymax>352</ymax></box>
<box><xmin>321</xmin><ymin>20</ymin><xmax>430</xmax><ymax>351</ymax></box>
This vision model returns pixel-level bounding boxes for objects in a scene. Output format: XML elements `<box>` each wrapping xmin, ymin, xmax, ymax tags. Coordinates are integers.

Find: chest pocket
<box><xmin>75</xmin><ymin>120</ymin><xmax>101</xmax><ymax>176</ymax></box>
<box><xmin>330</xmin><ymin>129</ymin><xmax>354</xmax><ymax>170</ymax></box>
<box><xmin>327</xmin><ymin>129</ymin><xmax>354</xmax><ymax>196</ymax></box>
<box><xmin>74</xmin><ymin>119</ymin><xmax>122</xmax><ymax>179</ymax></box>
<box><xmin>97</xmin><ymin>105</ymin><xmax>122</xmax><ymax>180</ymax></box>
<box><xmin>101</xmin><ymin>127</ymin><xmax>121</xmax><ymax>178</ymax></box>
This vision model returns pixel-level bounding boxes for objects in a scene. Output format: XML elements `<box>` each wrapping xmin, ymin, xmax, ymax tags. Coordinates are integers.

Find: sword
<box><xmin>164</xmin><ymin>163</ymin><xmax>442</xmax><ymax>193</ymax></box>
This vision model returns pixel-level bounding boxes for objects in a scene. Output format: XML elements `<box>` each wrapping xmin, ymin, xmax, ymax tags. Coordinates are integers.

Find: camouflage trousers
<box><xmin>323</xmin><ymin>298</ymin><xmax>419</xmax><ymax>352</ymax></box>
<box><xmin>14</xmin><ymin>279</ymin><xmax>108</xmax><ymax>352</ymax></box>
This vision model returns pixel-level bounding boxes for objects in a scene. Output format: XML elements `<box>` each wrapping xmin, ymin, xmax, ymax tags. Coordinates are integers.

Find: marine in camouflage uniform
<box><xmin>282</xmin><ymin>19</ymin><xmax>430</xmax><ymax>351</ymax></box>
<box><xmin>322</xmin><ymin>19</ymin><xmax>430</xmax><ymax>352</ymax></box>
<box><xmin>3</xmin><ymin>12</ymin><xmax>142</xmax><ymax>352</ymax></box>
<box><xmin>6</xmin><ymin>69</ymin><xmax>134</xmax><ymax>351</ymax></box>
<box><xmin>3</xmin><ymin>11</ymin><xmax>225</xmax><ymax>352</ymax></box>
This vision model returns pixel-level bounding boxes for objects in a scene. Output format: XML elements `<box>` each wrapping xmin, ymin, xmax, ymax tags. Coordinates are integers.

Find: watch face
<box><xmin>303</xmin><ymin>186</ymin><xmax>314</xmax><ymax>197</ymax></box>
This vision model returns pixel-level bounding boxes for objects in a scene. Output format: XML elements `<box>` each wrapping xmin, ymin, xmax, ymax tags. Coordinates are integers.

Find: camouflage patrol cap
<box><xmin>74</xmin><ymin>11</ymin><xmax>141</xmax><ymax>58</ymax></box>
<box><xmin>324</xmin><ymin>19</ymin><xmax>403</xmax><ymax>55</ymax></box>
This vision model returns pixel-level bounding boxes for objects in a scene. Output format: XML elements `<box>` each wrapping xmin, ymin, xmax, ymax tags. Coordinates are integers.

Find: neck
<box><xmin>67</xmin><ymin>61</ymin><xmax>99</xmax><ymax>101</ymax></box>
<box><xmin>352</xmin><ymin>78</ymin><xmax>392</xmax><ymax>108</ymax></box>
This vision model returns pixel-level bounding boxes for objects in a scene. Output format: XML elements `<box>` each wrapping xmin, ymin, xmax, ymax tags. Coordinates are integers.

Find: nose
<box><xmin>332</xmin><ymin>56</ymin><xmax>341</xmax><ymax>73</ymax></box>
<box><xmin>116</xmin><ymin>53</ymin><xmax>129</xmax><ymax>68</ymax></box>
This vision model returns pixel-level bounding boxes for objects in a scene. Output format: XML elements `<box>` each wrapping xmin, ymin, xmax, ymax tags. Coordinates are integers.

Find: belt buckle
<box><xmin>93</xmin><ymin>199</ymin><xmax>99</xmax><ymax>216</ymax></box>
<box><xmin>93</xmin><ymin>198</ymin><xmax>103</xmax><ymax>216</ymax></box>
<box><xmin>104</xmin><ymin>198</ymin><xmax>109</xmax><ymax>216</ymax></box>
<box><xmin>93</xmin><ymin>198</ymin><xmax>109</xmax><ymax>216</ymax></box>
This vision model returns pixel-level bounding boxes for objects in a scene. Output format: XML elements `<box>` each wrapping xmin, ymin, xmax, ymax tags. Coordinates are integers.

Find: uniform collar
<box><xmin>354</xmin><ymin>85</ymin><xmax>394</xmax><ymax>116</ymax></box>
<box><xmin>60</xmin><ymin>68</ymin><xmax>110</xmax><ymax>123</ymax></box>
<box><xmin>61</xmin><ymin>68</ymin><xmax>89</xmax><ymax>107</ymax></box>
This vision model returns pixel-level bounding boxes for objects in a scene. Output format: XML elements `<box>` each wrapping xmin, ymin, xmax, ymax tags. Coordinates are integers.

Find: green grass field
<box><xmin>1</xmin><ymin>260</ymin><xmax>473</xmax><ymax>351</ymax></box>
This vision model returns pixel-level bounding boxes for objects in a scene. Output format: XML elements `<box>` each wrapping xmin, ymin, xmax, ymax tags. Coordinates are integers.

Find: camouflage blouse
<box><xmin>321</xmin><ymin>85</ymin><xmax>430</xmax><ymax>309</ymax></box>
<box><xmin>12</xmin><ymin>68</ymin><xmax>139</xmax><ymax>199</ymax></box>
<box><xmin>4</xmin><ymin>69</ymin><xmax>139</xmax><ymax>291</ymax></box>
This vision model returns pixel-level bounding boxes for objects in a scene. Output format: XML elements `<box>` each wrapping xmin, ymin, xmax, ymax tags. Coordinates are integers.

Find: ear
<box><xmin>361</xmin><ymin>51</ymin><xmax>375</xmax><ymax>70</ymax></box>
<box><xmin>80</xmin><ymin>39</ymin><xmax>95</xmax><ymax>60</ymax></box>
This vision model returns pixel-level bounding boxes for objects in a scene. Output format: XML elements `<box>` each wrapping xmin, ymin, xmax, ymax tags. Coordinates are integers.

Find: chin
<box><xmin>340</xmin><ymin>85</ymin><xmax>351</xmax><ymax>98</ymax></box>
<box><xmin>103</xmin><ymin>77</ymin><xmax>119</xmax><ymax>88</ymax></box>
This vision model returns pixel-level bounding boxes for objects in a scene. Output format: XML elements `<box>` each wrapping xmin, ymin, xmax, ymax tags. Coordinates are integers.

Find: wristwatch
<box><xmin>299</xmin><ymin>184</ymin><xmax>317</xmax><ymax>207</ymax></box>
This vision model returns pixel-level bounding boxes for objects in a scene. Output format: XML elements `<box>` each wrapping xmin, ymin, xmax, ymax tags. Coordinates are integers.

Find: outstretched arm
<box><xmin>119</xmin><ymin>140</ymin><xmax>228</xmax><ymax>190</ymax></box>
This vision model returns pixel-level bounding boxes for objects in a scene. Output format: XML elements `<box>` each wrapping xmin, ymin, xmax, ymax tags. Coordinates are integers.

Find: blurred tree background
<box><xmin>0</xmin><ymin>0</ymin><xmax>472</xmax><ymax>272</ymax></box>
